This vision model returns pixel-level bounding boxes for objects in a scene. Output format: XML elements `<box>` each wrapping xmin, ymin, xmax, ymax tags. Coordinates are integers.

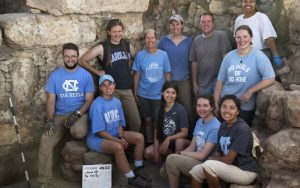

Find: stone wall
<box><xmin>0</xmin><ymin>0</ymin><xmax>299</xmax><ymax>186</ymax></box>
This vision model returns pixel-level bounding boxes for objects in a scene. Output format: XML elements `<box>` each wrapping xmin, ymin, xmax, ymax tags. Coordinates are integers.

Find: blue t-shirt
<box><xmin>132</xmin><ymin>49</ymin><xmax>171</xmax><ymax>99</ymax></box>
<box><xmin>217</xmin><ymin>48</ymin><xmax>275</xmax><ymax>110</ymax></box>
<box><xmin>217</xmin><ymin>118</ymin><xmax>259</xmax><ymax>173</ymax></box>
<box><xmin>158</xmin><ymin>36</ymin><xmax>192</xmax><ymax>81</ymax></box>
<box><xmin>88</xmin><ymin>96</ymin><xmax>126</xmax><ymax>138</ymax></box>
<box><xmin>45</xmin><ymin>66</ymin><xmax>95</xmax><ymax>114</ymax></box>
<box><xmin>193</xmin><ymin>117</ymin><xmax>220</xmax><ymax>152</ymax></box>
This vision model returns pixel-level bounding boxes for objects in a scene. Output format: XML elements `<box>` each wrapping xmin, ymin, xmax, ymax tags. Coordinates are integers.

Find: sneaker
<box><xmin>276</xmin><ymin>64</ymin><xmax>291</xmax><ymax>76</ymax></box>
<box><xmin>134</xmin><ymin>167</ymin><xmax>152</xmax><ymax>182</ymax></box>
<box><xmin>159</xmin><ymin>163</ymin><xmax>167</xmax><ymax>178</ymax></box>
<box><xmin>128</xmin><ymin>175</ymin><xmax>151</xmax><ymax>188</ymax></box>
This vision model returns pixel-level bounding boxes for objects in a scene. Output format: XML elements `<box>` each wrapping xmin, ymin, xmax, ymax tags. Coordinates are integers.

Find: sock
<box><xmin>125</xmin><ymin>170</ymin><xmax>135</xmax><ymax>178</ymax></box>
<box><xmin>134</xmin><ymin>160</ymin><xmax>143</xmax><ymax>168</ymax></box>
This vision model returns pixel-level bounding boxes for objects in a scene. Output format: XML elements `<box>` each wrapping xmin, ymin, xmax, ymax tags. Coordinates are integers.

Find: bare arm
<box><xmin>210</xmin><ymin>150</ymin><xmax>238</xmax><ymax>165</ymax></box>
<box><xmin>133</xmin><ymin>71</ymin><xmax>141</xmax><ymax>105</ymax></box>
<box><xmin>183</xmin><ymin>137</ymin><xmax>197</xmax><ymax>152</ymax></box>
<box><xmin>79</xmin><ymin>45</ymin><xmax>105</xmax><ymax>76</ymax></box>
<box><xmin>241</xmin><ymin>78</ymin><xmax>275</xmax><ymax>102</ymax></box>
<box><xmin>97</xmin><ymin>130</ymin><xmax>123</xmax><ymax>144</ymax></box>
<box><xmin>213</xmin><ymin>80</ymin><xmax>224</xmax><ymax>112</ymax></box>
<box><xmin>191</xmin><ymin>61</ymin><xmax>199</xmax><ymax>96</ymax></box>
<box><xmin>165</xmin><ymin>72</ymin><xmax>171</xmax><ymax>81</ymax></box>
<box><xmin>46</xmin><ymin>93</ymin><xmax>56</xmax><ymax>120</ymax></box>
<box><xmin>159</xmin><ymin>128</ymin><xmax>188</xmax><ymax>154</ymax></box>
<box><xmin>181</xmin><ymin>142</ymin><xmax>216</xmax><ymax>161</ymax></box>
<box><xmin>77</xmin><ymin>92</ymin><xmax>94</xmax><ymax>114</ymax></box>
<box><xmin>266</xmin><ymin>37</ymin><xmax>279</xmax><ymax>56</ymax></box>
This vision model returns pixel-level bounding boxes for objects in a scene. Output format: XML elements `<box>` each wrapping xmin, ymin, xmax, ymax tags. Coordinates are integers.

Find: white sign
<box><xmin>82</xmin><ymin>164</ymin><xmax>112</xmax><ymax>188</ymax></box>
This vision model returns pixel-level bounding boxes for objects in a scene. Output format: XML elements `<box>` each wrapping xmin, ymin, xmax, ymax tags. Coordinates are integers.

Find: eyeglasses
<box><xmin>63</xmin><ymin>55</ymin><xmax>78</xmax><ymax>60</ymax></box>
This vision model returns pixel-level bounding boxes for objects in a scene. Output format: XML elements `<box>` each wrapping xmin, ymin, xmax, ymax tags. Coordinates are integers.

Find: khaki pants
<box><xmin>189</xmin><ymin>160</ymin><xmax>257</xmax><ymax>185</ymax></box>
<box><xmin>38</xmin><ymin>114</ymin><xmax>88</xmax><ymax>183</ymax></box>
<box><xmin>166</xmin><ymin>154</ymin><xmax>201</xmax><ymax>177</ymax></box>
<box><xmin>114</xmin><ymin>89</ymin><xmax>141</xmax><ymax>132</ymax></box>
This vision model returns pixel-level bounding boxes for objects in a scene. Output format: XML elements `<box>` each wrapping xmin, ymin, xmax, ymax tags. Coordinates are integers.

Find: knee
<box><xmin>175</xmin><ymin>139</ymin><xmax>186</xmax><ymax>152</ymax></box>
<box><xmin>70</xmin><ymin>128</ymin><xmax>86</xmax><ymax>139</ymax></box>
<box><xmin>135</xmin><ymin>133</ymin><xmax>144</xmax><ymax>143</ymax></box>
<box><xmin>165</xmin><ymin>154</ymin><xmax>179</xmax><ymax>175</ymax></box>
<box><xmin>112</xmin><ymin>143</ymin><xmax>125</xmax><ymax>155</ymax></box>
<box><xmin>143</xmin><ymin>148</ymin><xmax>152</xmax><ymax>159</ymax></box>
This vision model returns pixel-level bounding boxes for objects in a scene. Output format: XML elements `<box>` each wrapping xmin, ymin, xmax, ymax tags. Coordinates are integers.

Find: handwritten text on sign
<box><xmin>82</xmin><ymin>164</ymin><xmax>112</xmax><ymax>188</ymax></box>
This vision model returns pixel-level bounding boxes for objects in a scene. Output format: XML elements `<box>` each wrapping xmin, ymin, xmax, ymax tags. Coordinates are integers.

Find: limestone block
<box><xmin>289</xmin><ymin>84</ymin><xmax>300</xmax><ymax>91</ymax></box>
<box><xmin>83</xmin><ymin>151</ymin><xmax>113</xmax><ymax>165</ymax></box>
<box><xmin>0</xmin><ymin>124</ymin><xmax>18</xmax><ymax>145</ymax></box>
<box><xmin>267</xmin><ymin>129</ymin><xmax>300</xmax><ymax>169</ymax></box>
<box><xmin>284</xmin><ymin>91</ymin><xmax>300</xmax><ymax>128</ymax></box>
<box><xmin>61</xmin><ymin>141</ymin><xmax>89</xmax><ymax>162</ymax></box>
<box><xmin>266</xmin><ymin>171</ymin><xmax>300</xmax><ymax>188</ymax></box>
<box><xmin>0</xmin><ymin>13</ymin><xmax>96</xmax><ymax>49</ymax></box>
<box><xmin>26</xmin><ymin>0</ymin><xmax>150</xmax><ymax>15</ymax></box>
<box><xmin>267</xmin><ymin>90</ymin><xmax>289</xmax><ymax>131</ymax></box>
<box><xmin>227</xmin><ymin>5</ymin><xmax>242</xmax><ymax>15</ymax></box>
<box><xmin>209</xmin><ymin>0</ymin><xmax>227</xmax><ymax>15</ymax></box>
<box><xmin>60</xmin><ymin>162</ymin><xmax>81</xmax><ymax>182</ymax></box>
<box><xmin>0</xmin><ymin>30</ymin><xmax>2</xmax><ymax>46</ymax></box>
<box><xmin>256</xmin><ymin>82</ymin><xmax>285</xmax><ymax>117</ymax></box>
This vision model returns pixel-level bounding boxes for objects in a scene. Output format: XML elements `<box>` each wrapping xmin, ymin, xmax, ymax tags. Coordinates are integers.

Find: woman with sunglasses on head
<box><xmin>79</xmin><ymin>19</ymin><xmax>141</xmax><ymax>133</ymax></box>
<box><xmin>190</xmin><ymin>95</ymin><xmax>259</xmax><ymax>188</ymax></box>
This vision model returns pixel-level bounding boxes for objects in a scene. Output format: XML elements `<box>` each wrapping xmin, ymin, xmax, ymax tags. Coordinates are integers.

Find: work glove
<box><xmin>44</xmin><ymin>120</ymin><xmax>56</xmax><ymax>137</ymax></box>
<box><xmin>64</xmin><ymin>111</ymin><xmax>81</xmax><ymax>128</ymax></box>
<box><xmin>273</xmin><ymin>55</ymin><xmax>284</xmax><ymax>69</ymax></box>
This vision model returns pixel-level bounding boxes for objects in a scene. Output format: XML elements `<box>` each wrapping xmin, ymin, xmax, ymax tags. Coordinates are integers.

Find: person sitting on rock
<box><xmin>38</xmin><ymin>43</ymin><xmax>95</xmax><ymax>188</ymax></box>
<box><xmin>87</xmin><ymin>74</ymin><xmax>151</xmax><ymax>188</ymax></box>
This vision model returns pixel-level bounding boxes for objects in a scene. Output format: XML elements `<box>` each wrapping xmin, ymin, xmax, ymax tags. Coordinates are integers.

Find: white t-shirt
<box><xmin>234</xmin><ymin>12</ymin><xmax>277</xmax><ymax>50</ymax></box>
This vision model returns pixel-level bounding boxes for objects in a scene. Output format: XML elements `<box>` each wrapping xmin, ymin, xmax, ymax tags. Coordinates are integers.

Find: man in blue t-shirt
<box><xmin>38</xmin><ymin>43</ymin><xmax>95</xmax><ymax>188</ymax></box>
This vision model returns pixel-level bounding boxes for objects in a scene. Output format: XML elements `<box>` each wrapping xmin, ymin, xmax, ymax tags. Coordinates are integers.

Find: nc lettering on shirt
<box><xmin>60</xmin><ymin>79</ymin><xmax>84</xmax><ymax>98</ymax></box>
<box><xmin>228</xmin><ymin>64</ymin><xmax>250</xmax><ymax>83</ymax></box>
<box><xmin>111</xmin><ymin>52</ymin><xmax>130</xmax><ymax>63</ymax></box>
<box><xmin>195</xmin><ymin>131</ymin><xmax>205</xmax><ymax>152</ymax></box>
<box><xmin>146</xmin><ymin>62</ymin><xmax>163</xmax><ymax>82</ymax></box>
<box><xmin>219</xmin><ymin>136</ymin><xmax>231</xmax><ymax>155</ymax></box>
<box><xmin>104</xmin><ymin>109</ymin><xmax>120</xmax><ymax>124</ymax></box>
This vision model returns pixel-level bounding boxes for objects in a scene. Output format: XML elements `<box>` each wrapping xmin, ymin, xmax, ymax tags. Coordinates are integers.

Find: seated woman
<box><xmin>87</xmin><ymin>74</ymin><xmax>151</xmax><ymax>188</ymax></box>
<box><xmin>144</xmin><ymin>81</ymin><xmax>189</xmax><ymax>164</ymax></box>
<box><xmin>165</xmin><ymin>95</ymin><xmax>220</xmax><ymax>188</ymax></box>
<box><xmin>190</xmin><ymin>95</ymin><xmax>259</xmax><ymax>188</ymax></box>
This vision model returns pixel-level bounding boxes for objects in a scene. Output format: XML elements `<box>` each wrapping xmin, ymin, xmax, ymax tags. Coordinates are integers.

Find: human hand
<box><xmin>64</xmin><ymin>111</ymin><xmax>81</xmax><ymax>128</ymax></box>
<box><xmin>119</xmin><ymin>137</ymin><xmax>128</xmax><ymax>149</ymax></box>
<box><xmin>241</xmin><ymin>89</ymin><xmax>253</xmax><ymax>103</ymax></box>
<box><xmin>44</xmin><ymin>120</ymin><xmax>56</xmax><ymax>137</ymax></box>
<box><xmin>192</xmin><ymin>84</ymin><xmax>199</xmax><ymax>97</ymax></box>
<box><xmin>159</xmin><ymin>138</ymin><xmax>170</xmax><ymax>155</ymax></box>
<box><xmin>273</xmin><ymin>55</ymin><xmax>284</xmax><ymax>69</ymax></box>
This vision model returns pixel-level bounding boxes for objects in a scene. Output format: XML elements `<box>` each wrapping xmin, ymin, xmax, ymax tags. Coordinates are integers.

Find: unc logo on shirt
<box><xmin>220</xmin><ymin>136</ymin><xmax>231</xmax><ymax>155</ymax></box>
<box><xmin>163</xmin><ymin>117</ymin><xmax>176</xmax><ymax>136</ymax></box>
<box><xmin>146</xmin><ymin>63</ymin><xmax>162</xmax><ymax>82</ymax></box>
<box><xmin>195</xmin><ymin>131</ymin><xmax>205</xmax><ymax>152</ymax></box>
<box><xmin>104</xmin><ymin>109</ymin><xmax>120</xmax><ymax>124</ymax></box>
<box><xmin>62</xmin><ymin>80</ymin><xmax>79</xmax><ymax>92</ymax></box>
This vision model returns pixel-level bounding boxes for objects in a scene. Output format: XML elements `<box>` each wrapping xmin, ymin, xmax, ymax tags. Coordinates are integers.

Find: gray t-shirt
<box><xmin>189</xmin><ymin>30</ymin><xmax>232</xmax><ymax>86</ymax></box>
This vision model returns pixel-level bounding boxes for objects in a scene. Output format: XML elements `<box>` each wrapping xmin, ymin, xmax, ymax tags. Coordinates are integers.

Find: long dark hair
<box><xmin>156</xmin><ymin>81</ymin><xmax>179</xmax><ymax>143</ymax></box>
<box><xmin>105</xmin><ymin>19</ymin><xmax>130</xmax><ymax>67</ymax></box>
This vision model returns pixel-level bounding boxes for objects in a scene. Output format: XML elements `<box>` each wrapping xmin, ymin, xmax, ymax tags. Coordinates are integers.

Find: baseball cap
<box><xmin>99</xmin><ymin>74</ymin><xmax>115</xmax><ymax>85</ymax></box>
<box><xmin>169</xmin><ymin>14</ymin><xmax>184</xmax><ymax>23</ymax></box>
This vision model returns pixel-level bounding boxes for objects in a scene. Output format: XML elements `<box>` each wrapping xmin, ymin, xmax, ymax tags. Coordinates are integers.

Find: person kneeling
<box><xmin>87</xmin><ymin>74</ymin><xmax>151</xmax><ymax>188</ymax></box>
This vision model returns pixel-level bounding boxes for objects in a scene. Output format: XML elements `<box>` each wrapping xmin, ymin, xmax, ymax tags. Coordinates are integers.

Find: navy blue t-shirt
<box><xmin>217</xmin><ymin>118</ymin><xmax>259</xmax><ymax>173</ymax></box>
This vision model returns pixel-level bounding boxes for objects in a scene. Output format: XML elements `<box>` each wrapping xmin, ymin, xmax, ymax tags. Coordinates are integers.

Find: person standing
<box><xmin>87</xmin><ymin>74</ymin><xmax>151</xmax><ymax>188</ymax></box>
<box><xmin>214</xmin><ymin>25</ymin><xmax>275</xmax><ymax>126</ymax></box>
<box><xmin>132</xmin><ymin>29</ymin><xmax>171</xmax><ymax>145</ymax></box>
<box><xmin>234</xmin><ymin>0</ymin><xmax>290</xmax><ymax>76</ymax></box>
<box><xmin>38</xmin><ymin>43</ymin><xmax>95</xmax><ymax>188</ymax></box>
<box><xmin>158</xmin><ymin>14</ymin><xmax>193</xmax><ymax>129</ymax></box>
<box><xmin>79</xmin><ymin>19</ymin><xmax>141</xmax><ymax>132</ymax></box>
<box><xmin>190</xmin><ymin>12</ymin><xmax>232</xmax><ymax>96</ymax></box>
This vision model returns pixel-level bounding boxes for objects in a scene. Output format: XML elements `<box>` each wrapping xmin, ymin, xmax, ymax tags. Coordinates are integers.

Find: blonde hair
<box><xmin>144</xmin><ymin>29</ymin><xmax>157</xmax><ymax>39</ymax></box>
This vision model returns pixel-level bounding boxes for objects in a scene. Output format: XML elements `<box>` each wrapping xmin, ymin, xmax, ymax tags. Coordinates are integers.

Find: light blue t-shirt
<box><xmin>217</xmin><ymin>48</ymin><xmax>275</xmax><ymax>111</ymax></box>
<box><xmin>45</xmin><ymin>66</ymin><xmax>95</xmax><ymax>114</ymax></box>
<box><xmin>158</xmin><ymin>36</ymin><xmax>192</xmax><ymax>81</ymax></box>
<box><xmin>193</xmin><ymin>117</ymin><xmax>220</xmax><ymax>152</ymax></box>
<box><xmin>87</xmin><ymin>96</ymin><xmax>126</xmax><ymax>152</ymax></box>
<box><xmin>132</xmin><ymin>49</ymin><xmax>171</xmax><ymax>99</ymax></box>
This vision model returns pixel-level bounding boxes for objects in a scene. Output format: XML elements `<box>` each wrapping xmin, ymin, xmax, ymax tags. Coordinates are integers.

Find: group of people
<box><xmin>38</xmin><ymin>0</ymin><xmax>283</xmax><ymax>187</ymax></box>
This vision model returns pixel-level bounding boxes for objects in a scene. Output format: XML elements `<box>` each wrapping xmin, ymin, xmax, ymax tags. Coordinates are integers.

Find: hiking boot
<box><xmin>134</xmin><ymin>167</ymin><xmax>152</xmax><ymax>182</ymax></box>
<box><xmin>128</xmin><ymin>175</ymin><xmax>151</xmax><ymax>188</ymax></box>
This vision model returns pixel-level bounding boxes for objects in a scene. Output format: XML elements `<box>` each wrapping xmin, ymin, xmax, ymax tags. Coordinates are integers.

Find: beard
<box><xmin>64</xmin><ymin>62</ymin><xmax>78</xmax><ymax>70</ymax></box>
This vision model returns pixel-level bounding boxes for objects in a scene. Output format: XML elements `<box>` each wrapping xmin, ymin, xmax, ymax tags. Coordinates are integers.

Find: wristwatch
<box><xmin>74</xmin><ymin>110</ymin><xmax>82</xmax><ymax>117</ymax></box>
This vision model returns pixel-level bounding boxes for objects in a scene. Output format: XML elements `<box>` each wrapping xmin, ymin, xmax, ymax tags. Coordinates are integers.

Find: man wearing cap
<box><xmin>190</xmin><ymin>12</ymin><xmax>232</xmax><ymax>96</ymax></box>
<box><xmin>86</xmin><ymin>74</ymin><xmax>151</xmax><ymax>187</ymax></box>
<box><xmin>158</xmin><ymin>14</ymin><xmax>194</xmax><ymax>133</ymax></box>
<box><xmin>38</xmin><ymin>43</ymin><xmax>95</xmax><ymax>188</ymax></box>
